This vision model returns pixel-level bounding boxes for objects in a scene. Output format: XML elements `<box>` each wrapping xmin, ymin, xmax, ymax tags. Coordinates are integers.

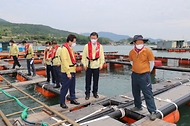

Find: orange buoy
<box><xmin>0</xmin><ymin>76</ymin><xmax>3</xmax><ymax>82</ymax></box>
<box><xmin>0</xmin><ymin>66</ymin><xmax>6</xmax><ymax>70</ymax></box>
<box><xmin>187</xmin><ymin>102</ymin><xmax>190</xmax><ymax>106</ymax></box>
<box><xmin>36</xmin><ymin>69</ymin><xmax>46</xmax><ymax>76</ymax></box>
<box><xmin>108</xmin><ymin>55</ymin><xmax>117</xmax><ymax>59</ymax></box>
<box><xmin>70</xmin><ymin>106</ymin><xmax>85</xmax><ymax>112</ymax></box>
<box><xmin>8</xmin><ymin>60</ymin><xmax>14</xmax><ymax>64</ymax></box>
<box><xmin>121</xmin><ymin>116</ymin><xmax>136</xmax><ymax>125</ymax></box>
<box><xmin>76</xmin><ymin>65</ymin><xmax>82</xmax><ymax>73</ymax></box>
<box><xmin>16</xmin><ymin>74</ymin><xmax>27</xmax><ymax>82</ymax></box>
<box><xmin>163</xmin><ymin>110</ymin><xmax>180</xmax><ymax>123</ymax></box>
<box><xmin>113</xmin><ymin>64</ymin><xmax>123</xmax><ymax>67</ymax></box>
<box><xmin>35</xmin><ymin>86</ymin><xmax>57</xmax><ymax>98</ymax></box>
<box><xmin>102</xmin><ymin>63</ymin><xmax>108</xmax><ymax>69</ymax></box>
<box><xmin>34</xmin><ymin>59</ymin><xmax>43</xmax><ymax>64</ymax></box>
<box><xmin>179</xmin><ymin>59</ymin><xmax>190</xmax><ymax>65</ymax></box>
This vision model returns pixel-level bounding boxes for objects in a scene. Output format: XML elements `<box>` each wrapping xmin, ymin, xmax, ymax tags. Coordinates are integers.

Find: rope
<box><xmin>0</xmin><ymin>88</ymin><xmax>48</xmax><ymax>126</ymax></box>
<box><xmin>154</xmin><ymin>97</ymin><xmax>178</xmax><ymax>110</ymax></box>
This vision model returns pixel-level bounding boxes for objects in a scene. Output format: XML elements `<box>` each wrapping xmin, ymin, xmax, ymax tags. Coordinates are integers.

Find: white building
<box><xmin>157</xmin><ymin>40</ymin><xmax>187</xmax><ymax>49</ymax></box>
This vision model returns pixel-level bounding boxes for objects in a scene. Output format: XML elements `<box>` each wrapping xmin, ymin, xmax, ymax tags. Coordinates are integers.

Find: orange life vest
<box><xmin>50</xmin><ymin>45</ymin><xmax>59</xmax><ymax>59</ymax></box>
<box><xmin>44</xmin><ymin>47</ymin><xmax>51</xmax><ymax>59</ymax></box>
<box><xmin>87</xmin><ymin>42</ymin><xmax>100</xmax><ymax>60</ymax></box>
<box><xmin>63</xmin><ymin>43</ymin><xmax>76</xmax><ymax>65</ymax></box>
<box><xmin>25</xmin><ymin>44</ymin><xmax>30</xmax><ymax>54</ymax></box>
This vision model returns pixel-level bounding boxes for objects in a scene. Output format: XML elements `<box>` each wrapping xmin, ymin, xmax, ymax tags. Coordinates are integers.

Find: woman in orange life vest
<box><xmin>60</xmin><ymin>34</ymin><xmax>80</xmax><ymax>109</ymax></box>
<box><xmin>81</xmin><ymin>32</ymin><xmax>105</xmax><ymax>100</ymax></box>
<box><xmin>22</xmin><ymin>40</ymin><xmax>36</xmax><ymax>76</ymax></box>
<box><xmin>44</xmin><ymin>41</ymin><xmax>55</xmax><ymax>85</ymax></box>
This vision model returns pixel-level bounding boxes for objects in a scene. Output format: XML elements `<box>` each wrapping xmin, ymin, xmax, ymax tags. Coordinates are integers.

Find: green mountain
<box><xmin>0</xmin><ymin>19</ymin><xmax>73</xmax><ymax>37</ymax></box>
<box><xmin>82</xmin><ymin>32</ymin><xmax>130</xmax><ymax>41</ymax></box>
<box><xmin>0</xmin><ymin>18</ymin><xmax>9</xmax><ymax>23</ymax></box>
<box><xmin>0</xmin><ymin>18</ymin><xmax>110</xmax><ymax>45</ymax></box>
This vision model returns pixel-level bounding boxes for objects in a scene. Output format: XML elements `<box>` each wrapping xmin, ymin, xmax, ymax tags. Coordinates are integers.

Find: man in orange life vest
<box><xmin>51</xmin><ymin>41</ymin><xmax>62</xmax><ymax>88</ymax></box>
<box><xmin>22</xmin><ymin>40</ymin><xmax>36</xmax><ymax>76</ymax></box>
<box><xmin>129</xmin><ymin>35</ymin><xmax>157</xmax><ymax>121</ymax></box>
<box><xmin>44</xmin><ymin>41</ymin><xmax>55</xmax><ymax>85</ymax></box>
<box><xmin>60</xmin><ymin>34</ymin><xmax>80</xmax><ymax>109</ymax></box>
<box><xmin>81</xmin><ymin>32</ymin><xmax>105</xmax><ymax>100</ymax></box>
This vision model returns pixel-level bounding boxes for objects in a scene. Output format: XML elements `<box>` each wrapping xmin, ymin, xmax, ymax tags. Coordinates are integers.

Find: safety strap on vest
<box><xmin>86</xmin><ymin>57</ymin><xmax>99</xmax><ymax>68</ymax></box>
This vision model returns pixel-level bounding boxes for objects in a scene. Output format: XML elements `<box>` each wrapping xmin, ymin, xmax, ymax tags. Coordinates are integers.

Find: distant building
<box><xmin>157</xmin><ymin>40</ymin><xmax>187</xmax><ymax>48</ymax></box>
<box><xmin>0</xmin><ymin>40</ymin><xmax>36</xmax><ymax>52</ymax></box>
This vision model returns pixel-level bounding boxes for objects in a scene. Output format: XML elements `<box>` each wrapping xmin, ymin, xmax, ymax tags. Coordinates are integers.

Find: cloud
<box><xmin>0</xmin><ymin>0</ymin><xmax>190</xmax><ymax>40</ymax></box>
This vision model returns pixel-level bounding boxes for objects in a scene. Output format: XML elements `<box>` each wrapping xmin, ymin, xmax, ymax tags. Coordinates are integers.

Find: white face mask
<box><xmin>136</xmin><ymin>44</ymin><xmax>144</xmax><ymax>49</ymax></box>
<box><xmin>46</xmin><ymin>47</ymin><xmax>50</xmax><ymax>49</ymax></box>
<box><xmin>91</xmin><ymin>39</ymin><xmax>97</xmax><ymax>44</ymax></box>
<box><xmin>71</xmin><ymin>43</ymin><xmax>76</xmax><ymax>47</ymax></box>
<box><xmin>9</xmin><ymin>43</ymin><xmax>12</xmax><ymax>46</ymax></box>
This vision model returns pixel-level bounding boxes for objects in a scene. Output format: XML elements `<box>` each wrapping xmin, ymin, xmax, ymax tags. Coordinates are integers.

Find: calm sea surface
<box><xmin>1</xmin><ymin>45</ymin><xmax>190</xmax><ymax>125</ymax></box>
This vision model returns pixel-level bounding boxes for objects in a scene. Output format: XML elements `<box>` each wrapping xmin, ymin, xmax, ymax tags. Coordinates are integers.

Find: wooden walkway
<box><xmin>131</xmin><ymin>117</ymin><xmax>176</xmax><ymax>126</ymax></box>
<box><xmin>13</xmin><ymin>78</ymin><xmax>46</xmax><ymax>87</ymax></box>
<box><xmin>51</xmin><ymin>94</ymin><xmax>107</xmax><ymax>113</ymax></box>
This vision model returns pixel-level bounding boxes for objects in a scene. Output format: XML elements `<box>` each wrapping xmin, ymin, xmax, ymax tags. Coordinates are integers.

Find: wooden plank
<box><xmin>0</xmin><ymin>120</ymin><xmax>6</xmax><ymax>126</ymax></box>
<box><xmin>131</xmin><ymin>117</ymin><xmax>176</xmax><ymax>126</ymax></box>
<box><xmin>50</xmin><ymin>94</ymin><xmax>107</xmax><ymax>113</ymax></box>
<box><xmin>13</xmin><ymin>78</ymin><xmax>46</xmax><ymax>87</ymax></box>
<box><xmin>0</xmin><ymin>69</ymin><xmax>17</xmax><ymax>75</ymax></box>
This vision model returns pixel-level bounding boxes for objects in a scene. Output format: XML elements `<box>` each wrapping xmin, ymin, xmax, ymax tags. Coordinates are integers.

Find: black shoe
<box><xmin>60</xmin><ymin>103</ymin><xmax>68</xmax><ymax>109</ymax></box>
<box><xmin>53</xmin><ymin>85</ymin><xmax>60</xmax><ymax>88</ymax></box>
<box><xmin>32</xmin><ymin>74</ymin><xmax>36</xmax><ymax>77</ymax></box>
<box><xmin>27</xmin><ymin>74</ymin><xmax>31</xmax><ymax>76</ymax></box>
<box><xmin>85</xmin><ymin>95</ymin><xmax>90</xmax><ymax>100</ymax></box>
<box><xmin>93</xmin><ymin>94</ymin><xmax>99</xmax><ymax>98</ymax></box>
<box><xmin>70</xmin><ymin>100</ymin><xmax>80</xmax><ymax>105</ymax></box>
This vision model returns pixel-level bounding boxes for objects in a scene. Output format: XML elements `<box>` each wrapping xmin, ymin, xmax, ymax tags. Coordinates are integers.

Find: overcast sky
<box><xmin>0</xmin><ymin>0</ymin><xmax>190</xmax><ymax>40</ymax></box>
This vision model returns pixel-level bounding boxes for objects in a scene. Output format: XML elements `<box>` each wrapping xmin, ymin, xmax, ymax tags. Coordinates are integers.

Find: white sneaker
<box><xmin>51</xmin><ymin>83</ymin><xmax>55</xmax><ymax>86</ymax></box>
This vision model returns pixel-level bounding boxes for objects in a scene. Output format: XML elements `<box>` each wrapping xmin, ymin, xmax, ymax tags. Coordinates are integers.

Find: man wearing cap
<box><xmin>9</xmin><ymin>40</ymin><xmax>22</xmax><ymax>69</ymax></box>
<box><xmin>129</xmin><ymin>35</ymin><xmax>157</xmax><ymax>121</ymax></box>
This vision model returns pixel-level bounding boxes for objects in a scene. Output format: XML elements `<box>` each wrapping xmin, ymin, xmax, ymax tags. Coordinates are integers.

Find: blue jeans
<box><xmin>26</xmin><ymin>59</ymin><xmax>36</xmax><ymax>75</ymax></box>
<box><xmin>60</xmin><ymin>73</ymin><xmax>76</xmax><ymax>104</ymax></box>
<box><xmin>131</xmin><ymin>72</ymin><xmax>156</xmax><ymax>113</ymax></box>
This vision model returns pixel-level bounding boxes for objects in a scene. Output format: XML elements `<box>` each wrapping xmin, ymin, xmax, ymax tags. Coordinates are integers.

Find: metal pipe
<box><xmin>0</xmin><ymin>110</ymin><xmax>13</xmax><ymax>126</ymax></box>
<box><xmin>1</xmin><ymin>75</ymin><xmax>80</xmax><ymax>126</ymax></box>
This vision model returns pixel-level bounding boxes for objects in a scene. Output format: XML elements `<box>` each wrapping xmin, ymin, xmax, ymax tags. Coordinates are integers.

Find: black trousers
<box><xmin>26</xmin><ymin>59</ymin><xmax>36</xmax><ymax>75</ymax></box>
<box><xmin>12</xmin><ymin>56</ymin><xmax>21</xmax><ymax>69</ymax></box>
<box><xmin>85</xmin><ymin>68</ymin><xmax>99</xmax><ymax>96</ymax></box>
<box><xmin>46</xmin><ymin>65</ymin><xmax>55</xmax><ymax>83</ymax></box>
<box><xmin>52</xmin><ymin>66</ymin><xmax>61</xmax><ymax>86</ymax></box>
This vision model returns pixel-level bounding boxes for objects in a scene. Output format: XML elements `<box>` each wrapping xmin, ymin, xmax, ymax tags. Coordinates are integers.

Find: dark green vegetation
<box><xmin>0</xmin><ymin>18</ymin><xmax>159</xmax><ymax>45</ymax></box>
<box><xmin>0</xmin><ymin>18</ymin><xmax>111</xmax><ymax>45</ymax></box>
